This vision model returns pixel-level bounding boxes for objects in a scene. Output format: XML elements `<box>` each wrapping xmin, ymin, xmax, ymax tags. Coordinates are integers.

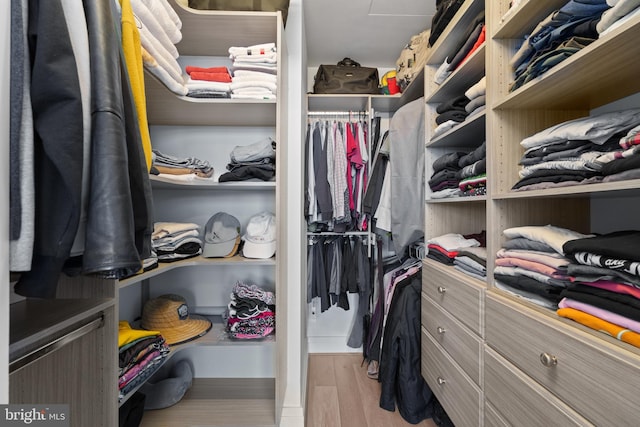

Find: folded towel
<box><xmin>131</xmin><ymin>0</ymin><xmax>178</xmax><ymax>59</ymax></box>
<box><xmin>141</xmin><ymin>0</ymin><xmax>182</xmax><ymax>43</ymax></box>
<box><xmin>142</xmin><ymin>47</ymin><xmax>187</xmax><ymax>96</ymax></box>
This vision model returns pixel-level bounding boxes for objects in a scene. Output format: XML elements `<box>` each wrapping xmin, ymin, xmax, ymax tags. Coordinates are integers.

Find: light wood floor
<box><xmin>306</xmin><ymin>353</ymin><xmax>438</xmax><ymax>427</ymax></box>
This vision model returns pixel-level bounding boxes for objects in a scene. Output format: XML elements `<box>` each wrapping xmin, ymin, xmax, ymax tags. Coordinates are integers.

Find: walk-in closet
<box><xmin>4</xmin><ymin>0</ymin><xmax>640</xmax><ymax>427</ymax></box>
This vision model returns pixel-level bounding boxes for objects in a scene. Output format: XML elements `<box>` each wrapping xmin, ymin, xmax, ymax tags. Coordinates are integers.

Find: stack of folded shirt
<box><xmin>510</xmin><ymin>0</ymin><xmax>610</xmax><ymax>92</ymax></box>
<box><xmin>219</xmin><ymin>137</ymin><xmax>276</xmax><ymax>182</ymax></box>
<box><xmin>184</xmin><ymin>65</ymin><xmax>232</xmax><ymax>98</ymax></box>
<box><xmin>558</xmin><ymin>230</ymin><xmax>640</xmax><ymax>348</ymax></box>
<box><xmin>429</xmin><ymin>151</ymin><xmax>467</xmax><ymax>199</ymax></box>
<box><xmin>435</xmin><ymin>95</ymin><xmax>470</xmax><ymax>130</ymax></box>
<box><xmin>454</xmin><ymin>246</ymin><xmax>487</xmax><ymax>280</ymax></box>
<box><xmin>432</xmin><ymin>11</ymin><xmax>485</xmax><ymax>84</ymax></box>
<box><xmin>229</xmin><ymin>43</ymin><xmax>278</xmax><ymax>99</ymax></box>
<box><xmin>225</xmin><ymin>282</ymin><xmax>276</xmax><ymax>340</ymax></box>
<box><xmin>457</xmin><ymin>141</ymin><xmax>487</xmax><ymax>197</ymax></box>
<box><xmin>595</xmin><ymin>123</ymin><xmax>640</xmax><ymax>183</ymax></box>
<box><xmin>125</xmin><ymin>0</ymin><xmax>187</xmax><ymax>95</ymax></box>
<box><xmin>512</xmin><ymin>109</ymin><xmax>640</xmax><ymax>191</ymax></box>
<box><xmin>118</xmin><ymin>321</ymin><xmax>170</xmax><ymax>402</ymax></box>
<box><xmin>151</xmin><ymin>149</ymin><xmax>214</xmax><ymax>182</ymax></box>
<box><xmin>495</xmin><ymin>225</ymin><xmax>590</xmax><ymax>310</ymax></box>
<box><xmin>152</xmin><ymin>222</ymin><xmax>202</xmax><ymax>262</ymax></box>
<box><xmin>464</xmin><ymin>76</ymin><xmax>486</xmax><ymax>119</ymax></box>
<box><xmin>597</xmin><ymin>0</ymin><xmax>640</xmax><ymax>36</ymax></box>
<box><xmin>426</xmin><ymin>232</ymin><xmax>483</xmax><ymax>266</ymax></box>
<box><xmin>446</xmin><ymin>11</ymin><xmax>485</xmax><ymax>72</ymax></box>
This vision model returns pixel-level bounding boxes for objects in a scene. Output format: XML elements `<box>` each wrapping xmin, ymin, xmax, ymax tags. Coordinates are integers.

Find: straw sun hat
<box><xmin>141</xmin><ymin>294</ymin><xmax>212</xmax><ymax>346</ymax></box>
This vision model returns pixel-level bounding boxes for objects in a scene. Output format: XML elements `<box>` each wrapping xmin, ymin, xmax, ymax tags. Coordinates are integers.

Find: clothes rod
<box><xmin>307</xmin><ymin>111</ymin><xmax>369</xmax><ymax>116</ymax></box>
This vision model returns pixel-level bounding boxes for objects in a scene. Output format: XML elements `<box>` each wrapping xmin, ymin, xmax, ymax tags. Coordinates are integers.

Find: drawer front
<box><xmin>484</xmin><ymin>402</ymin><xmax>510</xmax><ymax>427</ymax></box>
<box><xmin>486</xmin><ymin>292</ymin><xmax>640</xmax><ymax>427</ymax></box>
<box><xmin>421</xmin><ymin>293</ymin><xmax>482</xmax><ymax>385</ymax></box>
<box><xmin>422</xmin><ymin>329</ymin><xmax>482</xmax><ymax>427</ymax></box>
<box><xmin>485</xmin><ymin>347</ymin><xmax>592</xmax><ymax>427</ymax></box>
<box><xmin>422</xmin><ymin>261</ymin><xmax>484</xmax><ymax>335</ymax></box>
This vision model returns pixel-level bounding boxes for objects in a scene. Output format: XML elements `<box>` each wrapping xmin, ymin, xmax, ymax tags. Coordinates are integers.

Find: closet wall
<box><xmin>1</xmin><ymin>0</ymin><xmax>9</xmax><ymax>402</ymax></box>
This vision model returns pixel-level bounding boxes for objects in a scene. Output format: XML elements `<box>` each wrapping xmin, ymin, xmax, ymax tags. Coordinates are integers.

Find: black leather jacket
<box><xmin>16</xmin><ymin>0</ymin><xmax>153</xmax><ymax>297</ymax></box>
<box><xmin>81</xmin><ymin>0</ymin><xmax>153</xmax><ymax>279</ymax></box>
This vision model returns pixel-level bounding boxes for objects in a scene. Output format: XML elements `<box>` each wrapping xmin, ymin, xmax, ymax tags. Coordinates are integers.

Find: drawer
<box><xmin>486</xmin><ymin>292</ymin><xmax>640</xmax><ymax>427</ymax></box>
<box><xmin>421</xmin><ymin>293</ymin><xmax>482</xmax><ymax>385</ymax></box>
<box><xmin>484</xmin><ymin>401</ymin><xmax>509</xmax><ymax>427</ymax></box>
<box><xmin>421</xmin><ymin>329</ymin><xmax>482</xmax><ymax>427</ymax></box>
<box><xmin>485</xmin><ymin>347</ymin><xmax>592</xmax><ymax>427</ymax></box>
<box><xmin>422</xmin><ymin>260</ymin><xmax>484</xmax><ymax>335</ymax></box>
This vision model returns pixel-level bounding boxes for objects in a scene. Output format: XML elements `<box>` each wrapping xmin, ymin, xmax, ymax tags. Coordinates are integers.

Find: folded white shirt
<box><xmin>231</xmin><ymin>74</ymin><xmax>277</xmax><ymax>84</ymax></box>
<box><xmin>230</xmin><ymin>80</ymin><xmax>277</xmax><ymax>93</ymax></box>
<box><xmin>228</xmin><ymin>43</ymin><xmax>276</xmax><ymax>57</ymax></box>
<box><xmin>231</xmin><ymin>63</ymin><xmax>278</xmax><ymax>74</ymax></box>
<box><xmin>231</xmin><ymin>93</ymin><xmax>276</xmax><ymax>100</ymax></box>
<box><xmin>232</xmin><ymin>54</ymin><xmax>277</xmax><ymax>64</ymax></box>
<box><xmin>186</xmin><ymin>78</ymin><xmax>231</xmax><ymax>92</ymax></box>
<box><xmin>232</xmin><ymin>87</ymin><xmax>272</xmax><ymax>94</ymax></box>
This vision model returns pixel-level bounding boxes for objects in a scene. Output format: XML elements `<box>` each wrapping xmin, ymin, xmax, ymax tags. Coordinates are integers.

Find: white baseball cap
<box><xmin>242</xmin><ymin>211</ymin><xmax>276</xmax><ymax>259</ymax></box>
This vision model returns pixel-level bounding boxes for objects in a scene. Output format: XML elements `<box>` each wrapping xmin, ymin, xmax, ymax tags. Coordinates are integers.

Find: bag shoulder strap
<box><xmin>338</xmin><ymin>57</ymin><xmax>361</xmax><ymax>67</ymax></box>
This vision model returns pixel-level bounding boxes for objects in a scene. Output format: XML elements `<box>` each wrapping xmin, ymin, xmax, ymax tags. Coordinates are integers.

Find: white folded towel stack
<box><xmin>229</xmin><ymin>43</ymin><xmax>278</xmax><ymax>100</ymax></box>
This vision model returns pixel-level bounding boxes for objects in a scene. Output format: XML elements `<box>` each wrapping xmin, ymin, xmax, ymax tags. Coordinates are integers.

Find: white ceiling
<box><xmin>303</xmin><ymin>0</ymin><xmax>436</xmax><ymax>68</ymax></box>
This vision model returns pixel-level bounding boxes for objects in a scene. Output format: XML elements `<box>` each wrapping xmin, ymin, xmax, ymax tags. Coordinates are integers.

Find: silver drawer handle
<box><xmin>437</xmin><ymin>377</ymin><xmax>446</xmax><ymax>385</ymax></box>
<box><xmin>540</xmin><ymin>352</ymin><xmax>558</xmax><ymax>367</ymax></box>
<box><xmin>437</xmin><ymin>327</ymin><xmax>446</xmax><ymax>334</ymax></box>
<box><xmin>437</xmin><ymin>286</ymin><xmax>447</xmax><ymax>294</ymax></box>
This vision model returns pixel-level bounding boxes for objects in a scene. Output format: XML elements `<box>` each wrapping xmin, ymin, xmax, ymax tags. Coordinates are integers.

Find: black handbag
<box><xmin>313</xmin><ymin>58</ymin><xmax>380</xmax><ymax>95</ymax></box>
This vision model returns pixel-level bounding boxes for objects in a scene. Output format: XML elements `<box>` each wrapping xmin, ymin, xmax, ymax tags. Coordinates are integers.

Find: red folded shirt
<box><xmin>189</xmin><ymin>71</ymin><xmax>232</xmax><ymax>83</ymax></box>
<box><xmin>185</xmin><ymin>65</ymin><xmax>229</xmax><ymax>75</ymax></box>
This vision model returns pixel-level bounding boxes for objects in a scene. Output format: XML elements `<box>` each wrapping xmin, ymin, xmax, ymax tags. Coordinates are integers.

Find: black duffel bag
<box><xmin>313</xmin><ymin>58</ymin><xmax>380</xmax><ymax>95</ymax></box>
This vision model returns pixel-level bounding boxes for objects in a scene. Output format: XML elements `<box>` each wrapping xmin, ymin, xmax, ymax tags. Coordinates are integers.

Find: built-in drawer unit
<box><xmin>422</xmin><ymin>293</ymin><xmax>482</xmax><ymax>385</ymax></box>
<box><xmin>422</xmin><ymin>260</ymin><xmax>484</xmax><ymax>335</ymax></box>
<box><xmin>485</xmin><ymin>347</ymin><xmax>592</xmax><ymax>427</ymax></box>
<box><xmin>486</xmin><ymin>292</ymin><xmax>640</xmax><ymax>427</ymax></box>
<box><xmin>422</xmin><ymin>328</ymin><xmax>482</xmax><ymax>427</ymax></box>
<box><xmin>484</xmin><ymin>401</ymin><xmax>509</xmax><ymax>427</ymax></box>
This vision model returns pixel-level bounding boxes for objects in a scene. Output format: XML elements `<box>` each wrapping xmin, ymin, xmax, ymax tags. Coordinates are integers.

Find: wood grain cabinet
<box><xmin>421</xmin><ymin>0</ymin><xmax>640</xmax><ymax>426</ymax></box>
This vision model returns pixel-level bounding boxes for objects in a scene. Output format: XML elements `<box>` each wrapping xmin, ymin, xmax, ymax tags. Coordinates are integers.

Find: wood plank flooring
<box><xmin>306</xmin><ymin>353</ymin><xmax>438</xmax><ymax>427</ymax></box>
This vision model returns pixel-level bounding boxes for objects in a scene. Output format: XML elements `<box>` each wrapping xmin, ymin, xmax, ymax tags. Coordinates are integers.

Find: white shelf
<box><xmin>428</xmin><ymin>111</ymin><xmax>486</xmax><ymax>148</ymax></box>
<box><xmin>118</xmin><ymin>255</ymin><xmax>277</xmax><ymax>290</ymax></box>
<box><xmin>150</xmin><ymin>174</ymin><xmax>276</xmax><ymax>190</ymax></box>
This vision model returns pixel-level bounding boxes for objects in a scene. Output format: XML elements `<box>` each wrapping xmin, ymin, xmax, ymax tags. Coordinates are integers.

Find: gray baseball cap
<box><xmin>202</xmin><ymin>212</ymin><xmax>241</xmax><ymax>258</ymax></box>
